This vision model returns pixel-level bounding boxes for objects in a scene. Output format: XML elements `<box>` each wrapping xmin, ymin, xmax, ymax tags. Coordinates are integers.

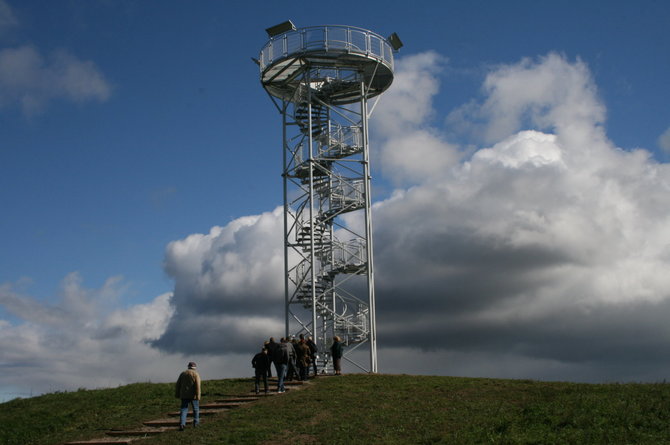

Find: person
<box><xmin>306</xmin><ymin>335</ymin><xmax>318</xmax><ymax>377</ymax></box>
<box><xmin>266</xmin><ymin>337</ymin><xmax>279</xmax><ymax>379</ymax></box>
<box><xmin>286</xmin><ymin>337</ymin><xmax>297</xmax><ymax>381</ymax></box>
<box><xmin>275</xmin><ymin>338</ymin><xmax>290</xmax><ymax>393</ymax></box>
<box><xmin>330</xmin><ymin>336</ymin><xmax>344</xmax><ymax>376</ymax></box>
<box><xmin>175</xmin><ymin>362</ymin><xmax>201</xmax><ymax>431</ymax></box>
<box><xmin>296</xmin><ymin>337</ymin><xmax>311</xmax><ymax>381</ymax></box>
<box><xmin>263</xmin><ymin>341</ymin><xmax>272</xmax><ymax>378</ymax></box>
<box><xmin>252</xmin><ymin>348</ymin><xmax>271</xmax><ymax>394</ymax></box>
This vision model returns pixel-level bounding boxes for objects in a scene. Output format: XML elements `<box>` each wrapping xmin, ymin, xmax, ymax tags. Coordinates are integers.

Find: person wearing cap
<box><xmin>175</xmin><ymin>362</ymin><xmax>201</xmax><ymax>431</ymax></box>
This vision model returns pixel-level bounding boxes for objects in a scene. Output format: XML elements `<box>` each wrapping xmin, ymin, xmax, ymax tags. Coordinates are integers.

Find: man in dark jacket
<box><xmin>266</xmin><ymin>337</ymin><xmax>279</xmax><ymax>378</ymax></box>
<box><xmin>252</xmin><ymin>348</ymin><xmax>271</xmax><ymax>394</ymax></box>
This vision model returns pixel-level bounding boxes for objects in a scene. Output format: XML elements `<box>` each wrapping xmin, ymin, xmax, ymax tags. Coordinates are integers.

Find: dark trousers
<box><xmin>255</xmin><ymin>370</ymin><xmax>268</xmax><ymax>393</ymax></box>
<box><xmin>298</xmin><ymin>364</ymin><xmax>308</xmax><ymax>381</ymax></box>
<box><xmin>334</xmin><ymin>357</ymin><xmax>342</xmax><ymax>373</ymax></box>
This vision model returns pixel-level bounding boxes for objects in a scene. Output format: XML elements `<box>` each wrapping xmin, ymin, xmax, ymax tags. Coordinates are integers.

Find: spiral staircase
<box><xmin>289</xmin><ymin>91</ymin><xmax>371</xmax><ymax>363</ymax></box>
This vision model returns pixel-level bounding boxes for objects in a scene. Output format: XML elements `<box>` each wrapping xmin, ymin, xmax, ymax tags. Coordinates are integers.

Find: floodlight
<box><xmin>266</xmin><ymin>20</ymin><xmax>296</xmax><ymax>38</ymax></box>
<box><xmin>387</xmin><ymin>32</ymin><xmax>403</xmax><ymax>51</ymax></box>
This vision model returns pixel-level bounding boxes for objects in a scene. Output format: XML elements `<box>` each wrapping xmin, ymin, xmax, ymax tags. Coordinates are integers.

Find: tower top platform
<box><xmin>259</xmin><ymin>25</ymin><xmax>396</xmax><ymax>105</ymax></box>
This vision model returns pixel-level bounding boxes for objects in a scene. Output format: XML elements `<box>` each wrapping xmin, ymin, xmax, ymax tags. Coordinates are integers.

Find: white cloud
<box><xmin>376</xmin><ymin>129</ymin><xmax>461</xmax><ymax>184</ymax></box>
<box><xmin>0</xmin><ymin>273</ymin><xmax>182</xmax><ymax>398</ymax></box>
<box><xmin>153</xmin><ymin>207</ymin><xmax>286</xmax><ymax>354</ymax></box>
<box><xmin>375</xmin><ymin>51</ymin><xmax>446</xmax><ymax>132</ymax></box>
<box><xmin>0</xmin><ymin>271</ymin><xmax>263</xmax><ymax>401</ymax></box>
<box><xmin>372</xmin><ymin>51</ymin><xmax>461</xmax><ymax>184</ymax></box>
<box><xmin>447</xmin><ymin>53</ymin><xmax>605</xmax><ymax>146</ymax></box>
<box><xmin>0</xmin><ymin>45</ymin><xmax>111</xmax><ymax>115</ymax></box>
<box><xmin>369</xmin><ymin>52</ymin><xmax>670</xmax><ymax>382</ymax></box>
<box><xmin>659</xmin><ymin>127</ymin><xmax>670</xmax><ymax>152</ymax></box>
<box><xmin>0</xmin><ymin>2</ymin><xmax>111</xmax><ymax>115</ymax></box>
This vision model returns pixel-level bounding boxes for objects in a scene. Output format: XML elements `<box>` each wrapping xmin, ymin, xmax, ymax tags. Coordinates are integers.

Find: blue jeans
<box><xmin>180</xmin><ymin>399</ymin><xmax>199</xmax><ymax>427</ymax></box>
<box><xmin>277</xmin><ymin>363</ymin><xmax>287</xmax><ymax>392</ymax></box>
<box><xmin>287</xmin><ymin>357</ymin><xmax>297</xmax><ymax>380</ymax></box>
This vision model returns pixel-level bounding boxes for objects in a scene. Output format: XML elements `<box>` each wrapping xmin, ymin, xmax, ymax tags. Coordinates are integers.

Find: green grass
<box><xmin>2</xmin><ymin>375</ymin><xmax>670</xmax><ymax>445</ymax></box>
<box><xmin>0</xmin><ymin>379</ymin><xmax>250</xmax><ymax>445</ymax></box>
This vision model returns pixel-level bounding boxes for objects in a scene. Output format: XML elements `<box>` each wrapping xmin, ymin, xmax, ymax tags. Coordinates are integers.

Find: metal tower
<box><xmin>257</xmin><ymin>21</ymin><xmax>401</xmax><ymax>373</ymax></box>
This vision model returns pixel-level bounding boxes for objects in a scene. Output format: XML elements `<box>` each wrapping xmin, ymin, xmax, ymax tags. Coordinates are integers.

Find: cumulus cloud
<box><xmin>152</xmin><ymin>208</ymin><xmax>286</xmax><ymax>355</ymax></box>
<box><xmin>372</xmin><ymin>51</ymin><xmax>461</xmax><ymax>184</ymax></box>
<box><xmin>371</xmin><ymin>53</ymin><xmax>670</xmax><ymax>381</ymax></box>
<box><xmin>447</xmin><ymin>53</ymin><xmax>605</xmax><ymax>146</ymax></box>
<box><xmin>0</xmin><ymin>273</ymin><xmax>179</xmax><ymax>398</ymax></box>
<box><xmin>0</xmin><ymin>45</ymin><xmax>111</xmax><ymax>115</ymax></box>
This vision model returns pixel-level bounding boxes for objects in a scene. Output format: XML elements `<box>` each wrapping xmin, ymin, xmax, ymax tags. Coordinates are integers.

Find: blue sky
<box><xmin>2</xmin><ymin>0</ymin><xmax>670</xmax><ymax>400</ymax></box>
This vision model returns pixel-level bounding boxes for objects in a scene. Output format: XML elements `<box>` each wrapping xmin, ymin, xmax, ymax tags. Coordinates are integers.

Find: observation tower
<box><xmin>257</xmin><ymin>21</ymin><xmax>401</xmax><ymax>373</ymax></box>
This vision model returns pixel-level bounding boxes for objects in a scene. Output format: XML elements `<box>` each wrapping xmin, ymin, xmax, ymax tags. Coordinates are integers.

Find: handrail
<box><xmin>259</xmin><ymin>25</ymin><xmax>394</xmax><ymax>72</ymax></box>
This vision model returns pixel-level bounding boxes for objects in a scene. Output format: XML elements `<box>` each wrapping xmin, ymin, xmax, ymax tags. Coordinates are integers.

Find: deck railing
<box><xmin>260</xmin><ymin>25</ymin><xmax>394</xmax><ymax>72</ymax></box>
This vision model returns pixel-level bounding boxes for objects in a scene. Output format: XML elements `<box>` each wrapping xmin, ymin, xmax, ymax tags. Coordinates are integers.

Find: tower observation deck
<box><xmin>258</xmin><ymin>22</ymin><xmax>401</xmax><ymax>373</ymax></box>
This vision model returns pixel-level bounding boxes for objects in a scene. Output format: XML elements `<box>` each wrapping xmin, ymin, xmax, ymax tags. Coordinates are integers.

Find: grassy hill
<box><xmin>2</xmin><ymin>374</ymin><xmax>670</xmax><ymax>444</ymax></box>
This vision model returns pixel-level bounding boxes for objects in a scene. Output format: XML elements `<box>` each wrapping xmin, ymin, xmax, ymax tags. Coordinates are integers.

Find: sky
<box><xmin>2</xmin><ymin>0</ymin><xmax>670</xmax><ymax>401</ymax></box>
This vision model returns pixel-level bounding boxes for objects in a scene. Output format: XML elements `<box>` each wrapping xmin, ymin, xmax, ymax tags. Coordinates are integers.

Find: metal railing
<box><xmin>318</xmin><ymin>123</ymin><xmax>362</xmax><ymax>157</ymax></box>
<box><xmin>260</xmin><ymin>25</ymin><xmax>394</xmax><ymax>72</ymax></box>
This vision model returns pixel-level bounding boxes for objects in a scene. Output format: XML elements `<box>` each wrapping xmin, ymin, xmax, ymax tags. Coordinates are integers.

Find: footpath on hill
<box><xmin>62</xmin><ymin>378</ymin><xmax>310</xmax><ymax>445</ymax></box>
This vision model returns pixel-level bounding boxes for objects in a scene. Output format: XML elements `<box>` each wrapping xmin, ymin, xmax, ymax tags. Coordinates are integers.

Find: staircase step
<box><xmin>63</xmin><ymin>440</ymin><xmax>134</xmax><ymax>445</ymax></box>
<box><xmin>199</xmin><ymin>402</ymin><xmax>243</xmax><ymax>409</ymax></box>
<box><xmin>143</xmin><ymin>419</ymin><xmax>180</xmax><ymax>428</ymax></box>
<box><xmin>106</xmin><ymin>429</ymin><xmax>164</xmax><ymax>437</ymax></box>
<box><xmin>217</xmin><ymin>397</ymin><xmax>259</xmax><ymax>403</ymax></box>
<box><xmin>167</xmin><ymin>410</ymin><xmax>219</xmax><ymax>417</ymax></box>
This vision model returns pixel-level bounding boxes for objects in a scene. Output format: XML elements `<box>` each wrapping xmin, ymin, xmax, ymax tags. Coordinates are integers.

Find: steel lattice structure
<box><xmin>257</xmin><ymin>23</ymin><xmax>400</xmax><ymax>373</ymax></box>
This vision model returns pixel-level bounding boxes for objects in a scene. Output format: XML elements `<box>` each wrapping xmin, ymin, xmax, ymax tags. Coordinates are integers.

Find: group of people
<box><xmin>173</xmin><ymin>335</ymin><xmax>345</xmax><ymax>432</ymax></box>
<box><xmin>252</xmin><ymin>335</ymin><xmax>344</xmax><ymax>394</ymax></box>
